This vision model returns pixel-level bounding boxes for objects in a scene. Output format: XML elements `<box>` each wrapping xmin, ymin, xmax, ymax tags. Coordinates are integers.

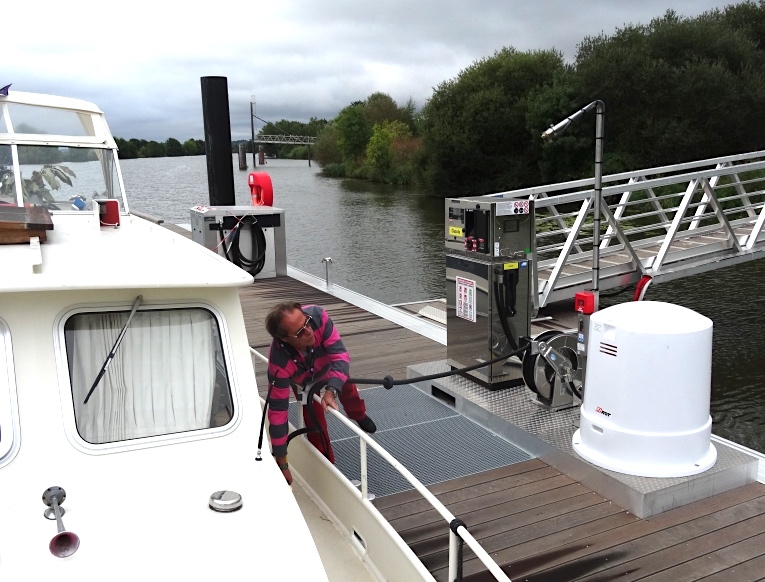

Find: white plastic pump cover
<box><xmin>572</xmin><ymin>301</ymin><xmax>717</xmax><ymax>477</ymax></box>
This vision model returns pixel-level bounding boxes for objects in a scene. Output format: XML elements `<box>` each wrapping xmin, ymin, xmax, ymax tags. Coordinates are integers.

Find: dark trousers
<box><xmin>296</xmin><ymin>381</ymin><xmax>367</xmax><ymax>464</ymax></box>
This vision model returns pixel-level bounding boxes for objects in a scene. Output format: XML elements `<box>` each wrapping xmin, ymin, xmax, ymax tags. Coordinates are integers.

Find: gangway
<box><xmin>486</xmin><ymin>150</ymin><xmax>765</xmax><ymax>311</ymax></box>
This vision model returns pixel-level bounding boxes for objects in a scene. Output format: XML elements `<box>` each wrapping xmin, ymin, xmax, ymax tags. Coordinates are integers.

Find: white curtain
<box><xmin>69</xmin><ymin>309</ymin><xmax>215</xmax><ymax>443</ymax></box>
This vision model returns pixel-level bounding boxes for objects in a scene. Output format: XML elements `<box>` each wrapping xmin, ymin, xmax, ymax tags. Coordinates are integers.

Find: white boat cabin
<box><xmin>0</xmin><ymin>90</ymin><xmax>328</xmax><ymax>579</ymax></box>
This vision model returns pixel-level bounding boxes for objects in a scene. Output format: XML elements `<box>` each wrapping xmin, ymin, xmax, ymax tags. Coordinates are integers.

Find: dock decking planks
<box><xmin>236</xmin><ymin>272</ymin><xmax>765</xmax><ymax>582</ymax></box>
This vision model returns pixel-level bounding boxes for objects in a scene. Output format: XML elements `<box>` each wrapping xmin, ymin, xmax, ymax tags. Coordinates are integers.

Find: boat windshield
<box><xmin>4</xmin><ymin>101</ymin><xmax>98</xmax><ymax>138</ymax></box>
<box><xmin>64</xmin><ymin>307</ymin><xmax>234</xmax><ymax>445</ymax></box>
<box><xmin>0</xmin><ymin>145</ymin><xmax>124</xmax><ymax>211</ymax></box>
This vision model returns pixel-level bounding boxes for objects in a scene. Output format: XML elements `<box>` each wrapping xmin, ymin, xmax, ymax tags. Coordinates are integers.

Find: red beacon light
<box><xmin>575</xmin><ymin>291</ymin><xmax>596</xmax><ymax>315</ymax></box>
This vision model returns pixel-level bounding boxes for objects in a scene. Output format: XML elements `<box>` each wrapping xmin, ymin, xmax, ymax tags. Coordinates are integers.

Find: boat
<box><xmin>7</xmin><ymin>87</ymin><xmax>765</xmax><ymax>582</ymax></box>
<box><xmin>0</xmin><ymin>90</ymin><xmax>329</xmax><ymax>579</ymax></box>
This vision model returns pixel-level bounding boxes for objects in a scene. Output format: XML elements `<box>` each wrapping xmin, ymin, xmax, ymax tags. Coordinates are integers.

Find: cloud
<box><xmin>4</xmin><ymin>0</ymin><xmax>733</xmax><ymax>141</ymax></box>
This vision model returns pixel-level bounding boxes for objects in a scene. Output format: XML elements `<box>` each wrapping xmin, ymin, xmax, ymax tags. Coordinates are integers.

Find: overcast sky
<box><xmin>5</xmin><ymin>1</ymin><xmax>739</xmax><ymax>141</ymax></box>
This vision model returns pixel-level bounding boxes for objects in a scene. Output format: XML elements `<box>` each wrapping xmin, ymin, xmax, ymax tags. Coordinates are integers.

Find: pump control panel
<box><xmin>445</xmin><ymin>196</ymin><xmax>534</xmax><ymax>260</ymax></box>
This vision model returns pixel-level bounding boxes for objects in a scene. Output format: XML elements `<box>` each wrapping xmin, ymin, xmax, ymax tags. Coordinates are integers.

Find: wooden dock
<box><xmin>238</xmin><ymin>274</ymin><xmax>765</xmax><ymax>582</ymax></box>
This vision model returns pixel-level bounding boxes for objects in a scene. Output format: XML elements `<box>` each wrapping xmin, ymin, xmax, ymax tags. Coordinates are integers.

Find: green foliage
<box><xmin>335</xmin><ymin>104</ymin><xmax>372</xmax><ymax>165</ymax></box>
<box><xmin>313</xmin><ymin>124</ymin><xmax>344</xmax><ymax>166</ymax></box>
<box><xmin>115</xmin><ymin>138</ymin><xmax>139</xmax><ymax>159</ymax></box>
<box><xmin>165</xmin><ymin>138</ymin><xmax>184</xmax><ymax>157</ymax></box>
<box><xmin>319</xmin><ymin>163</ymin><xmax>347</xmax><ymax>177</ymax></box>
<box><xmin>183</xmin><ymin>139</ymin><xmax>203</xmax><ymax>156</ymax></box>
<box><xmin>571</xmin><ymin>8</ymin><xmax>765</xmax><ymax>172</ymax></box>
<box><xmin>0</xmin><ymin>163</ymin><xmax>76</xmax><ymax>204</ymax></box>
<box><xmin>140</xmin><ymin>141</ymin><xmax>166</xmax><ymax>158</ymax></box>
<box><xmin>365</xmin><ymin>121</ymin><xmax>414</xmax><ymax>183</ymax></box>
<box><xmin>419</xmin><ymin>47</ymin><xmax>567</xmax><ymax>195</ymax></box>
<box><xmin>363</xmin><ymin>92</ymin><xmax>400</xmax><ymax>126</ymax></box>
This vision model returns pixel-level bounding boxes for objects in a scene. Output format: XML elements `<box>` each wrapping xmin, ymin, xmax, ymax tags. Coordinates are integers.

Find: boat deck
<box><xmin>238</xmin><ymin>274</ymin><xmax>765</xmax><ymax>582</ymax></box>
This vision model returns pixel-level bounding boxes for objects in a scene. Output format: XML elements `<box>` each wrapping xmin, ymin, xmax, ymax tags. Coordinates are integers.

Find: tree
<box><xmin>115</xmin><ymin>137</ymin><xmax>139</xmax><ymax>159</ymax></box>
<box><xmin>313</xmin><ymin>124</ymin><xmax>344</xmax><ymax>168</ymax></box>
<box><xmin>420</xmin><ymin>47</ymin><xmax>567</xmax><ymax>195</ymax></box>
<box><xmin>365</xmin><ymin>121</ymin><xmax>413</xmax><ymax>183</ymax></box>
<box><xmin>334</xmin><ymin>104</ymin><xmax>371</xmax><ymax>167</ymax></box>
<box><xmin>165</xmin><ymin>137</ymin><xmax>184</xmax><ymax>157</ymax></box>
<box><xmin>363</xmin><ymin>92</ymin><xmax>400</xmax><ymax>126</ymax></box>
<box><xmin>573</xmin><ymin>9</ymin><xmax>765</xmax><ymax>170</ymax></box>
<box><xmin>140</xmin><ymin>141</ymin><xmax>166</xmax><ymax>158</ymax></box>
<box><xmin>183</xmin><ymin>139</ymin><xmax>200</xmax><ymax>156</ymax></box>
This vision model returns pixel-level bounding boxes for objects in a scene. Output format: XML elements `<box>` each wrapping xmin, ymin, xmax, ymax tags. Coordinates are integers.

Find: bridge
<box><xmin>488</xmin><ymin>150</ymin><xmax>765</xmax><ymax>311</ymax></box>
<box><xmin>252</xmin><ymin>135</ymin><xmax>316</xmax><ymax>145</ymax></box>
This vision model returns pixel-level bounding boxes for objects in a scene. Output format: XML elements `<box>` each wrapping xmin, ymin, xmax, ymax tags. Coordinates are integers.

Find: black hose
<box><xmin>493</xmin><ymin>276</ymin><xmax>520</xmax><ymax>353</ymax></box>
<box><xmin>350</xmin><ymin>342</ymin><xmax>530</xmax><ymax>388</ymax></box>
<box><xmin>257</xmin><ymin>382</ymin><xmax>331</xmax><ymax>460</ymax></box>
<box><xmin>219</xmin><ymin>217</ymin><xmax>267</xmax><ymax>276</ymax></box>
<box><xmin>566</xmin><ymin>378</ymin><xmax>583</xmax><ymax>401</ymax></box>
<box><xmin>231</xmin><ymin>217</ymin><xmax>267</xmax><ymax>276</ymax></box>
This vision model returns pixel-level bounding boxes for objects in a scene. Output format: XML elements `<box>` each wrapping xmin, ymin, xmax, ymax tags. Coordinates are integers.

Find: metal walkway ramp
<box><xmin>487</xmin><ymin>150</ymin><xmax>765</xmax><ymax>309</ymax></box>
<box><xmin>289</xmin><ymin>385</ymin><xmax>533</xmax><ymax>497</ymax></box>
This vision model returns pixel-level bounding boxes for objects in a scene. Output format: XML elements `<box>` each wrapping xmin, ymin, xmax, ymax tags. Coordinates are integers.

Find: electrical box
<box><xmin>189</xmin><ymin>205</ymin><xmax>287</xmax><ymax>279</ymax></box>
<box><xmin>445</xmin><ymin>195</ymin><xmax>536</xmax><ymax>389</ymax></box>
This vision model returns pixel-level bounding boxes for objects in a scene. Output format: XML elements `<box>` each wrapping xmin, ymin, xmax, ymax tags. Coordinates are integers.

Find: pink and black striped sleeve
<box><xmin>266</xmin><ymin>340</ymin><xmax>296</xmax><ymax>458</ymax></box>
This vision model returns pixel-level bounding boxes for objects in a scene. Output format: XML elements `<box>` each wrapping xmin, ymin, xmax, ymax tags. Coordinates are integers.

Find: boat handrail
<box><xmin>249</xmin><ymin>346</ymin><xmax>512</xmax><ymax>582</ymax></box>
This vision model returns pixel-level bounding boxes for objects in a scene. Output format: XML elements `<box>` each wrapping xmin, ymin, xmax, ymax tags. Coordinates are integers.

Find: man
<box><xmin>265</xmin><ymin>301</ymin><xmax>376</xmax><ymax>484</ymax></box>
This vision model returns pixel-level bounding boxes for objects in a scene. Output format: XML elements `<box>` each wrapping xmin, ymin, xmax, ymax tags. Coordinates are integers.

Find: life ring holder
<box><xmin>248</xmin><ymin>172</ymin><xmax>273</xmax><ymax>206</ymax></box>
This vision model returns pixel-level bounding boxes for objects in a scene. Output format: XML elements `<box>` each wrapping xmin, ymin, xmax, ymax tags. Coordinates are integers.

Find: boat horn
<box><xmin>42</xmin><ymin>486</ymin><xmax>80</xmax><ymax>558</ymax></box>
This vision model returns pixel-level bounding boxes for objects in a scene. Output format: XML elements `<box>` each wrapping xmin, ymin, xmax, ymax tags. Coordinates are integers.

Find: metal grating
<box><xmin>288</xmin><ymin>384</ymin><xmax>533</xmax><ymax>497</ymax></box>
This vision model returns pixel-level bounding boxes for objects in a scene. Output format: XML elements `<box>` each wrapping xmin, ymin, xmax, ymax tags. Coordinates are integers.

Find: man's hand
<box><xmin>321</xmin><ymin>389</ymin><xmax>339</xmax><ymax>413</ymax></box>
<box><xmin>276</xmin><ymin>456</ymin><xmax>293</xmax><ymax>485</ymax></box>
<box><xmin>282</xmin><ymin>466</ymin><xmax>293</xmax><ymax>486</ymax></box>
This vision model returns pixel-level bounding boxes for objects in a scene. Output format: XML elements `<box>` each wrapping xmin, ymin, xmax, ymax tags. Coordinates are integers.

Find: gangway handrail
<box><xmin>250</xmin><ymin>346</ymin><xmax>512</xmax><ymax>582</ymax></box>
<box><xmin>490</xmin><ymin>150</ymin><xmax>765</xmax><ymax>309</ymax></box>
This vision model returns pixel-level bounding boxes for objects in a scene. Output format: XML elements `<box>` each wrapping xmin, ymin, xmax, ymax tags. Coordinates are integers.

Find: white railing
<box><xmin>250</xmin><ymin>347</ymin><xmax>511</xmax><ymax>582</ymax></box>
<box><xmin>487</xmin><ymin>151</ymin><xmax>765</xmax><ymax>308</ymax></box>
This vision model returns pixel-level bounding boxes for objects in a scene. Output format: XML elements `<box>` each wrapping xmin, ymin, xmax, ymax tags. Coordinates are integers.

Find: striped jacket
<box><xmin>267</xmin><ymin>305</ymin><xmax>350</xmax><ymax>457</ymax></box>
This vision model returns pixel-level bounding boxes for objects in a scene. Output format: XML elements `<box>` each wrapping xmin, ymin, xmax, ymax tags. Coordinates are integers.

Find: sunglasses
<box><xmin>290</xmin><ymin>314</ymin><xmax>313</xmax><ymax>338</ymax></box>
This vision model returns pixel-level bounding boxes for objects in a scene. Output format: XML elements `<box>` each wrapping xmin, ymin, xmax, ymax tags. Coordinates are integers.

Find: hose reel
<box><xmin>522</xmin><ymin>331</ymin><xmax>583</xmax><ymax>410</ymax></box>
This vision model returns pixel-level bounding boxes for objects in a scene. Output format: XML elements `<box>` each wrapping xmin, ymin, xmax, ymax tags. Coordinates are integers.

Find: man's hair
<box><xmin>265</xmin><ymin>301</ymin><xmax>303</xmax><ymax>339</ymax></box>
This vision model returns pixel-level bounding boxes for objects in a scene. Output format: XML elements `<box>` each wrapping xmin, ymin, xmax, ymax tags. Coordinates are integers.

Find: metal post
<box><xmin>359</xmin><ymin>439</ymin><xmax>370</xmax><ymax>500</ymax></box>
<box><xmin>541</xmin><ymin>99</ymin><xmax>605</xmax><ymax>310</ymax></box>
<box><xmin>250</xmin><ymin>97</ymin><xmax>257</xmax><ymax>167</ymax></box>
<box><xmin>592</xmin><ymin>102</ymin><xmax>605</xmax><ymax>311</ymax></box>
<box><xmin>200</xmin><ymin>76</ymin><xmax>236</xmax><ymax>206</ymax></box>
<box><xmin>448</xmin><ymin>530</ymin><xmax>460</xmax><ymax>581</ymax></box>
<box><xmin>322</xmin><ymin>257</ymin><xmax>333</xmax><ymax>291</ymax></box>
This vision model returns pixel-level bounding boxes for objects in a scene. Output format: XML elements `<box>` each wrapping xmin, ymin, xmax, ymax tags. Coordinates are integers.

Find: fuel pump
<box><xmin>445</xmin><ymin>196</ymin><xmax>534</xmax><ymax>389</ymax></box>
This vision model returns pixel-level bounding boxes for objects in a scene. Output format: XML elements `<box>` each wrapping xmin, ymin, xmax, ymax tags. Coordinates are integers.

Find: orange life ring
<box><xmin>248</xmin><ymin>172</ymin><xmax>273</xmax><ymax>206</ymax></box>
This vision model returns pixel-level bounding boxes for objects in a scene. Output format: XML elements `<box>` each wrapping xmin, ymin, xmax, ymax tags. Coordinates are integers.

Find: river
<box><xmin>122</xmin><ymin>155</ymin><xmax>765</xmax><ymax>453</ymax></box>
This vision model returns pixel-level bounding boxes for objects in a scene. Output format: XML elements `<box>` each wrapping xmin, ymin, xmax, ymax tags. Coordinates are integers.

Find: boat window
<box><xmin>5</xmin><ymin>102</ymin><xmax>97</xmax><ymax>137</ymax></box>
<box><xmin>0</xmin><ymin>145</ymin><xmax>15</xmax><ymax>206</ymax></box>
<box><xmin>15</xmin><ymin>146</ymin><xmax>124</xmax><ymax>211</ymax></box>
<box><xmin>0</xmin><ymin>318</ymin><xmax>20</xmax><ymax>468</ymax></box>
<box><xmin>64</xmin><ymin>307</ymin><xmax>234</xmax><ymax>444</ymax></box>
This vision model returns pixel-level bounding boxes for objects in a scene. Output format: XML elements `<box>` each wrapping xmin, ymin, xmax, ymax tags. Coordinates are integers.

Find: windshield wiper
<box><xmin>83</xmin><ymin>295</ymin><xmax>143</xmax><ymax>404</ymax></box>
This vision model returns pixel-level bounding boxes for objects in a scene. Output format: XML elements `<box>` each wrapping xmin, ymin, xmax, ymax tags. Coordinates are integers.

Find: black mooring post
<box><xmin>200</xmin><ymin>76</ymin><xmax>235</xmax><ymax>206</ymax></box>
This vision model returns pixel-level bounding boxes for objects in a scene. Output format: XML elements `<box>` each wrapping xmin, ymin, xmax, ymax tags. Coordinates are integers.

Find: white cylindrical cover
<box><xmin>572</xmin><ymin>301</ymin><xmax>717</xmax><ymax>477</ymax></box>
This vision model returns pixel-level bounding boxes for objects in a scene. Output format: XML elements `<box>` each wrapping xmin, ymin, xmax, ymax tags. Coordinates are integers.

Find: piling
<box><xmin>238</xmin><ymin>144</ymin><xmax>248</xmax><ymax>170</ymax></box>
<box><xmin>200</xmin><ymin>76</ymin><xmax>235</xmax><ymax>206</ymax></box>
